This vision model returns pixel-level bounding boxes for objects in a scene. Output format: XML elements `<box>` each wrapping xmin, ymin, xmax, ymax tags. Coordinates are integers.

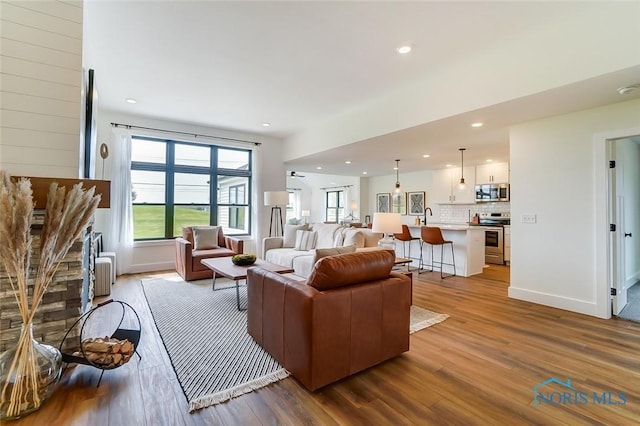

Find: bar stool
<box><xmin>419</xmin><ymin>226</ymin><xmax>456</xmax><ymax>279</ymax></box>
<box><xmin>393</xmin><ymin>225</ymin><xmax>420</xmax><ymax>263</ymax></box>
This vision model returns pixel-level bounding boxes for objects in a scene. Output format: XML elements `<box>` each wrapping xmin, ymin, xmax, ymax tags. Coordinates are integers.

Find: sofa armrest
<box><xmin>175</xmin><ymin>237</ymin><xmax>192</xmax><ymax>279</ymax></box>
<box><xmin>224</xmin><ymin>236</ymin><xmax>244</xmax><ymax>254</ymax></box>
<box><xmin>262</xmin><ymin>237</ymin><xmax>284</xmax><ymax>257</ymax></box>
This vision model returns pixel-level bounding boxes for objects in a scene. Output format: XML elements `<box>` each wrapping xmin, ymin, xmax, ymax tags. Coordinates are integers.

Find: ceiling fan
<box><xmin>289</xmin><ymin>171</ymin><xmax>306</xmax><ymax>178</ymax></box>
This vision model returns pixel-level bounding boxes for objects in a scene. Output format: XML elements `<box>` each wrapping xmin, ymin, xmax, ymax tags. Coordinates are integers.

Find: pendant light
<box><xmin>392</xmin><ymin>159</ymin><xmax>404</xmax><ymax>211</ymax></box>
<box><xmin>458</xmin><ymin>148</ymin><xmax>466</xmax><ymax>189</ymax></box>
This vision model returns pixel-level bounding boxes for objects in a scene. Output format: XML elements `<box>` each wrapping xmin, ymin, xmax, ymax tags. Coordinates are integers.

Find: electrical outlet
<box><xmin>521</xmin><ymin>214</ymin><xmax>537</xmax><ymax>224</ymax></box>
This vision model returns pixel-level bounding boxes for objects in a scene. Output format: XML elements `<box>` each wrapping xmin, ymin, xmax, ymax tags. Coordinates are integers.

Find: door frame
<box><xmin>594</xmin><ymin>126</ymin><xmax>640</xmax><ymax>319</ymax></box>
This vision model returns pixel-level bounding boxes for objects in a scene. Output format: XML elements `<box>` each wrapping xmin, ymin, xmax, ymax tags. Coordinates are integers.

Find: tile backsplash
<box><xmin>439</xmin><ymin>202</ymin><xmax>511</xmax><ymax>223</ymax></box>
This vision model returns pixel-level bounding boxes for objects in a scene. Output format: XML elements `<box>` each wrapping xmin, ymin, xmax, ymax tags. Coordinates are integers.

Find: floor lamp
<box><xmin>264</xmin><ymin>191</ymin><xmax>289</xmax><ymax>237</ymax></box>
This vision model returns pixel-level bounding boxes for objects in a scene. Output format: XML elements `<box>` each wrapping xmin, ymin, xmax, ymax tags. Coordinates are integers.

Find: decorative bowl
<box><xmin>231</xmin><ymin>254</ymin><xmax>257</xmax><ymax>266</ymax></box>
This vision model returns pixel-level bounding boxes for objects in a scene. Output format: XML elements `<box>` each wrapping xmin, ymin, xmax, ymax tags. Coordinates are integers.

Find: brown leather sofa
<box><xmin>174</xmin><ymin>226</ymin><xmax>244</xmax><ymax>281</ymax></box>
<box><xmin>247</xmin><ymin>250</ymin><xmax>411</xmax><ymax>391</ymax></box>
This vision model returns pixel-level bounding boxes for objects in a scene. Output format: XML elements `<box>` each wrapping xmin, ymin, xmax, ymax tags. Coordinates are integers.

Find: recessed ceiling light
<box><xmin>262</xmin><ymin>122</ymin><xmax>271</xmax><ymax>127</ymax></box>
<box><xmin>471</xmin><ymin>122</ymin><xmax>483</xmax><ymax>128</ymax></box>
<box><xmin>316</xmin><ymin>166</ymin><xmax>323</xmax><ymax>170</ymax></box>
<box><xmin>125</xmin><ymin>98</ymin><xmax>137</xmax><ymax>104</ymax></box>
<box><xmin>362</xmin><ymin>171</ymin><xmax>367</xmax><ymax>175</ymax></box>
<box><xmin>397</xmin><ymin>45</ymin><xmax>412</xmax><ymax>54</ymax></box>
<box><xmin>617</xmin><ymin>84</ymin><xmax>640</xmax><ymax>95</ymax></box>
<box><xmin>345</xmin><ymin>160</ymin><xmax>352</xmax><ymax>164</ymax></box>
<box><xmin>486</xmin><ymin>159</ymin><xmax>493</xmax><ymax>162</ymax></box>
<box><xmin>422</xmin><ymin>154</ymin><xmax>430</xmax><ymax>158</ymax></box>
<box><xmin>446</xmin><ymin>164</ymin><xmax>452</xmax><ymax>168</ymax></box>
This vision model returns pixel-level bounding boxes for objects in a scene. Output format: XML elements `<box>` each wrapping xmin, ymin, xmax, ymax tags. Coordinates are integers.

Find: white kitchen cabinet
<box><xmin>504</xmin><ymin>225</ymin><xmax>511</xmax><ymax>263</ymax></box>
<box><xmin>432</xmin><ymin>167</ymin><xmax>476</xmax><ymax>204</ymax></box>
<box><xmin>476</xmin><ymin>162</ymin><xmax>509</xmax><ymax>183</ymax></box>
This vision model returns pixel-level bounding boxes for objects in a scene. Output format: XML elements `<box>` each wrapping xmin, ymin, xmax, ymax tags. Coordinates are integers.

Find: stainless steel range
<box><xmin>473</xmin><ymin>213</ymin><xmax>510</xmax><ymax>265</ymax></box>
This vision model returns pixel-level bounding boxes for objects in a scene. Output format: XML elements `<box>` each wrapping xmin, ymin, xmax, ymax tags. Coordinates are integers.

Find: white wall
<box><xmin>509</xmin><ymin>99</ymin><xmax>640</xmax><ymax>317</ymax></box>
<box><xmin>94</xmin><ymin>110</ymin><xmax>284</xmax><ymax>273</ymax></box>
<box><xmin>0</xmin><ymin>0</ymin><xmax>83</xmax><ymax>177</ymax></box>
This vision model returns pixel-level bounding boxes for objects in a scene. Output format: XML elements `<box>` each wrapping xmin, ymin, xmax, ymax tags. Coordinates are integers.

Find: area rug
<box><xmin>142</xmin><ymin>276</ymin><xmax>449</xmax><ymax>411</ymax></box>
<box><xmin>141</xmin><ymin>276</ymin><xmax>288</xmax><ymax>412</ymax></box>
<box><xmin>410</xmin><ymin>305</ymin><xmax>449</xmax><ymax>334</ymax></box>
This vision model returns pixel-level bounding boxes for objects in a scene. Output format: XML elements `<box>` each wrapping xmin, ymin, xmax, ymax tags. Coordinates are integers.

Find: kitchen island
<box><xmin>405</xmin><ymin>224</ymin><xmax>485</xmax><ymax>277</ymax></box>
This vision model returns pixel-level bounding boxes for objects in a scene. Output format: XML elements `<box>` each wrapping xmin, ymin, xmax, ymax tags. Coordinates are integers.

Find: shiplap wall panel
<box><xmin>0</xmin><ymin>20</ymin><xmax>82</xmax><ymax>54</ymax></box>
<box><xmin>1</xmin><ymin>56</ymin><xmax>81</xmax><ymax>86</ymax></box>
<box><xmin>1</xmin><ymin>2</ymin><xmax>82</xmax><ymax>37</ymax></box>
<box><xmin>1</xmin><ymin>128</ymin><xmax>79</xmax><ymax>151</ymax></box>
<box><xmin>2</xmin><ymin>92</ymin><xmax>79</xmax><ymax>119</ymax></box>
<box><xmin>2</xmin><ymin>110</ymin><xmax>80</xmax><ymax>135</ymax></box>
<box><xmin>0</xmin><ymin>0</ymin><xmax>83</xmax><ymax>178</ymax></box>
<box><xmin>2</xmin><ymin>39</ymin><xmax>82</xmax><ymax>70</ymax></box>
<box><xmin>1</xmin><ymin>74</ymin><xmax>79</xmax><ymax>102</ymax></box>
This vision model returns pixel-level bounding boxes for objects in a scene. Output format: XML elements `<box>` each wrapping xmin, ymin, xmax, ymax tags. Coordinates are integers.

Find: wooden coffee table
<box><xmin>200</xmin><ymin>258</ymin><xmax>294</xmax><ymax>311</ymax></box>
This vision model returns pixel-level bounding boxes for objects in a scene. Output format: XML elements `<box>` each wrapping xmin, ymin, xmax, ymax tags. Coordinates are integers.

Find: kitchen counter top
<box><xmin>409</xmin><ymin>223</ymin><xmax>479</xmax><ymax>231</ymax></box>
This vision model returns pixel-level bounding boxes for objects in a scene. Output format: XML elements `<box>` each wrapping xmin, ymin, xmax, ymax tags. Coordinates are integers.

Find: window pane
<box><xmin>218</xmin><ymin>176</ymin><xmax>249</xmax><ymax>204</ymax></box>
<box><xmin>327</xmin><ymin>192</ymin><xmax>337</xmax><ymax>208</ymax></box>
<box><xmin>131</xmin><ymin>170</ymin><xmax>165</xmax><ymax>203</ymax></box>
<box><xmin>173</xmin><ymin>205</ymin><xmax>210</xmax><ymax>237</ymax></box>
<box><xmin>133</xmin><ymin>205</ymin><xmax>165</xmax><ymax>239</ymax></box>
<box><xmin>175</xmin><ymin>173</ymin><xmax>210</xmax><ymax>204</ymax></box>
<box><xmin>217</xmin><ymin>206</ymin><xmax>249</xmax><ymax>234</ymax></box>
<box><xmin>131</xmin><ymin>138</ymin><xmax>165</xmax><ymax>163</ymax></box>
<box><xmin>218</xmin><ymin>149</ymin><xmax>249</xmax><ymax>170</ymax></box>
<box><xmin>175</xmin><ymin>144</ymin><xmax>210</xmax><ymax>167</ymax></box>
<box><xmin>327</xmin><ymin>209</ymin><xmax>337</xmax><ymax>223</ymax></box>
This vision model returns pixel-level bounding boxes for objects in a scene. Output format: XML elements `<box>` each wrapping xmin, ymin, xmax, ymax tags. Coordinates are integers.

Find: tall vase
<box><xmin>0</xmin><ymin>323</ymin><xmax>62</xmax><ymax>420</ymax></box>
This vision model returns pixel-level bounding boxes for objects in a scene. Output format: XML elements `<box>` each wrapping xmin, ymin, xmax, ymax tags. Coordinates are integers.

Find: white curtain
<box><xmin>105</xmin><ymin>129</ymin><xmax>133</xmax><ymax>275</ymax></box>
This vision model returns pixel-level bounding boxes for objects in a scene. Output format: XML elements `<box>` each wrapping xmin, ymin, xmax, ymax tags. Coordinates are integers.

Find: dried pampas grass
<box><xmin>0</xmin><ymin>170</ymin><xmax>101</xmax><ymax>418</ymax></box>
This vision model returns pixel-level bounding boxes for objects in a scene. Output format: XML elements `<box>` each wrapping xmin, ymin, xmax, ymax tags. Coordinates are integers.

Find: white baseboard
<box><xmin>508</xmin><ymin>286</ymin><xmax>600</xmax><ymax>318</ymax></box>
<box><xmin>128</xmin><ymin>261</ymin><xmax>175</xmax><ymax>274</ymax></box>
<box><xmin>624</xmin><ymin>271</ymin><xmax>640</xmax><ymax>290</ymax></box>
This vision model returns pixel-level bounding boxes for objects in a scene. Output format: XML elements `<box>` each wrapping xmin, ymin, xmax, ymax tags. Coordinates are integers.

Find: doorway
<box><xmin>609</xmin><ymin>135</ymin><xmax>640</xmax><ymax>320</ymax></box>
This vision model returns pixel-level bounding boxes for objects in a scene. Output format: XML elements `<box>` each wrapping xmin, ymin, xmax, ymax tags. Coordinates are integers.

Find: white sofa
<box><xmin>262</xmin><ymin>223</ymin><xmax>383</xmax><ymax>278</ymax></box>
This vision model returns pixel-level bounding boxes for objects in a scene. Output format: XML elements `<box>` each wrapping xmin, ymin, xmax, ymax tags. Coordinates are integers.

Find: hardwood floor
<box><xmin>10</xmin><ymin>266</ymin><xmax>640</xmax><ymax>425</ymax></box>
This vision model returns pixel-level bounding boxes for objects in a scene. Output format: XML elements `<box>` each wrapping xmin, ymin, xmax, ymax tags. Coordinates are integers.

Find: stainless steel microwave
<box><xmin>475</xmin><ymin>183</ymin><xmax>510</xmax><ymax>202</ymax></box>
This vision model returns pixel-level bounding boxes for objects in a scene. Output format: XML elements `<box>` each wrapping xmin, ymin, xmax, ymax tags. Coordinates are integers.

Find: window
<box><xmin>131</xmin><ymin>137</ymin><xmax>252</xmax><ymax>240</ymax></box>
<box><xmin>285</xmin><ymin>191</ymin><xmax>296</xmax><ymax>223</ymax></box>
<box><xmin>325</xmin><ymin>190</ymin><xmax>344</xmax><ymax>223</ymax></box>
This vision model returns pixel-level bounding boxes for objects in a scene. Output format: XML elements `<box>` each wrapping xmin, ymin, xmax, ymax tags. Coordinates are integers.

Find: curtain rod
<box><xmin>320</xmin><ymin>184</ymin><xmax>353</xmax><ymax>190</ymax></box>
<box><xmin>110</xmin><ymin>122</ymin><xmax>262</xmax><ymax>146</ymax></box>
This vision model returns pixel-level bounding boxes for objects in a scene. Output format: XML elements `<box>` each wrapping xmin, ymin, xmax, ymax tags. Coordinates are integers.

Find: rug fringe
<box><xmin>410</xmin><ymin>313</ymin><xmax>449</xmax><ymax>334</ymax></box>
<box><xmin>188</xmin><ymin>368</ymin><xmax>290</xmax><ymax>412</ymax></box>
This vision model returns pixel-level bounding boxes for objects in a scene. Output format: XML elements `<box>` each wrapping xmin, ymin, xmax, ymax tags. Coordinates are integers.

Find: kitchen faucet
<box><xmin>423</xmin><ymin>207</ymin><xmax>433</xmax><ymax>225</ymax></box>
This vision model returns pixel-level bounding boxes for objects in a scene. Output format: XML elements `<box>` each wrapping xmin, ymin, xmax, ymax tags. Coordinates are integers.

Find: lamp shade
<box><xmin>371</xmin><ymin>212</ymin><xmax>402</xmax><ymax>234</ymax></box>
<box><xmin>264</xmin><ymin>191</ymin><xmax>289</xmax><ymax>206</ymax></box>
<box><xmin>301</xmin><ymin>210</ymin><xmax>310</xmax><ymax>217</ymax></box>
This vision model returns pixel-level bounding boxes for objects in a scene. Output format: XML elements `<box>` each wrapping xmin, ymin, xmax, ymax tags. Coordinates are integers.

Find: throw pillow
<box><xmin>192</xmin><ymin>226</ymin><xmax>220</xmax><ymax>250</ymax></box>
<box><xmin>294</xmin><ymin>230</ymin><xmax>317</xmax><ymax>251</ymax></box>
<box><xmin>313</xmin><ymin>244</ymin><xmax>356</xmax><ymax>264</ymax></box>
<box><xmin>342</xmin><ymin>229</ymin><xmax>365</xmax><ymax>248</ymax></box>
<box><xmin>283</xmin><ymin>223</ymin><xmax>309</xmax><ymax>248</ymax></box>
<box><xmin>333</xmin><ymin>227</ymin><xmax>346</xmax><ymax>248</ymax></box>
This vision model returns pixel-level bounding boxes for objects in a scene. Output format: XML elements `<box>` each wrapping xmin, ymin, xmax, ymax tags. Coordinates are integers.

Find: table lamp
<box><xmin>372</xmin><ymin>212</ymin><xmax>402</xmax><ymax>252</ymax></box>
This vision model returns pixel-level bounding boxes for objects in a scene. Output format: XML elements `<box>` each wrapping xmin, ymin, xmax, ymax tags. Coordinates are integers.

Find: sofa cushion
<box><xmin>343</xmin><ymin>228</ymin><xmax>365</xmax><ymax>248</ymax></box>
<box><xmin>360</xmin><ymin>229</ymin><xmax>382</xmax><ymax>247</ymax></box>
<box><xmin>192</xmin><ymin>226</ymin><xmax>220</xmax><ymax>250</ymax></box>
<box><xmin>265</xmin><ymin>247</ymin><xmax>313</xmax><ymax>269</ymax></box>
<box><xmin>294</xmin><ymin>230</ymin><xmax>317</xmax><ymax>251</ymax></box>
<box><xmin>313</xmin><ymin>245</ymin><xmax>357</xmax><ymax>264</ymax></box>
<box><xmin>311</xmin><ymin>223</ymin><xmax>344</xmax><ymax>249</ymax></box>
<box><xmin>283</xmin><ymin>224</ymin><xmax>309</xmax><ymax>248</ymax></box>
<box><xmin>192</xmin><ymin>247</ymin><xmax>236</xmax><ymax>271</ymax></box>
<box><xmin>308</xmin><ymin>250</ymin><xmax>395</xmax><ymax>291</ymax></box>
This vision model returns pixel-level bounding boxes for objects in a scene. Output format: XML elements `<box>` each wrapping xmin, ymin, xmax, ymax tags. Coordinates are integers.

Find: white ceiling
<box><xmin>84</xmin><ymin>1</ymin><xmax>640</xmax><ymax>177</ymax></box>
